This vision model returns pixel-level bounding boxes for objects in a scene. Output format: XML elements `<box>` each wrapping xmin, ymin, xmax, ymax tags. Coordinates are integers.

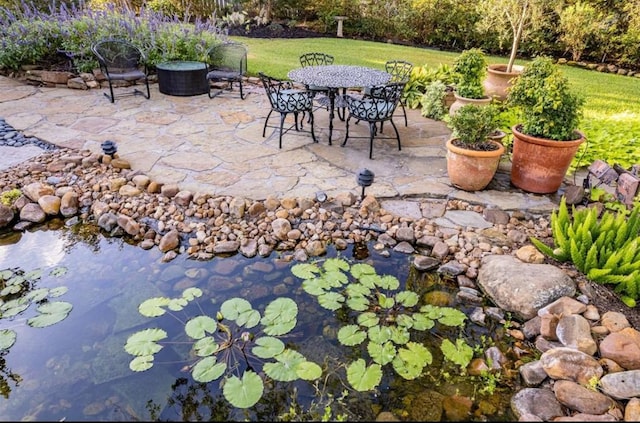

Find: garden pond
<box><xmin>0</xmin><ymin>219</ymin><xmax>523</xmax><ymax>421</ymax></box>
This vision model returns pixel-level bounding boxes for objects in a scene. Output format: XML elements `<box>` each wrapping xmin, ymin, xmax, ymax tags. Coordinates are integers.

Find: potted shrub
<box><xmin>475</xmin><ymin>0</ymin><xmax>547</xmax><ymax>100</ymax></box>
<box><xmin>449</xmin><ymin>48</ymin><xmax>492</xmax><ymax>115</ymax></box>
<box><xmin>506</xmin><ymin>56</ymin><xmax>586</xmax><ymax>194</ymax></box>
<box><xmin>445</xmin><ymin>103</ymin><xmax>505</xmax><ymax>191</ymax></box>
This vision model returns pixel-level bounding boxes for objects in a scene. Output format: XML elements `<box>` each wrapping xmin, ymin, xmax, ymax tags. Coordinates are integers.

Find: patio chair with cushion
<box><xmin>206</xmin><ymin>42</ymin><xmax>248</xmax><ymax>99</ymax></box>
<box><xmin>342</xmin><ymin>82</ymin><xmax>405</xmax><ymax>159</ymax></box>
<box><xmin>384</xmin><ymin>60</ymin><xmax>413</xmax><ymax>126</ymax></box>
<box><xmin>299</xmin><ymin>52</ymin><xmax>335</xmax><ymax>110</ymax></box>
<box><xmin>91</xmin><ymin>38</ymin><xmax>151</xmax><ymax>103</ymax></box>
<box><xmin>259</xmin><ymin>72</ymin><xmax>317</xmax><ymax>148</ymax></box>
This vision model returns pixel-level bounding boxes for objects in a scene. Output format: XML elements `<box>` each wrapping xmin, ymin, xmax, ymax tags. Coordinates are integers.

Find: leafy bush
<box><xmin>530</xmin><ymin>197</ymin><xmax>640</xmax><ymax>307</ymax></box>
<box><xmin>420</xmin><ymin>80</ymin><xmax>448</xmax><ymax>120</ymax></box>
<box><xmin>446</xmin><ymin>103</ymin><xmax>500</xmax><ymax>148</ymax></box>
<box><xmin>452</xmin><ymin>48</ymin><xmax>487</xmax><ymax>99</ymax></box>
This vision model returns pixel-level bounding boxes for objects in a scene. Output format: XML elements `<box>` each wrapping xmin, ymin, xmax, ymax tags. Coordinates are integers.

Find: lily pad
<box><xmin>338</xmin><ymin>325</ymin><xmax>367</xmax><ymax>346</ymax></box>
<box><xmin>220</xmin><ymin>297</ymin><xmax>253</xmax><ymax>320</ymax></box>
<box><xmin>223</xmin><ymin>370</ymin><xmax>264</xmax><ymax>408</ymax></box>
<box><xmin>138</xmin><ymin>297</ymin><xmax>171</xmax><ymax>317</ymax></box>
<box><xmin>252</xmin><ymin>336</ymin><xmax>285</xmax><ymax>359</ymax></box>
<box><xmin>124</xmin><ymin>328</ymin><xmax>167</xmax><ymax>356</ymax></box>
<box><xmin>346</xmin><ymin>359</ymin><xmax>382</xmax><ymax>391</ymax></box>
<box><xmin>192</xmin><ymin>356</ymin><xmax>226</xmax><ymax>383</ymax></box>
<box><xmin>0</xmin><ymin>329</ymin><xmax>16</xmax><ymax>351</ymax></box>
<box><xmin>185</xmin><ymin>315</ymin><xmax>217</xmax><ymax>339</ymax></box>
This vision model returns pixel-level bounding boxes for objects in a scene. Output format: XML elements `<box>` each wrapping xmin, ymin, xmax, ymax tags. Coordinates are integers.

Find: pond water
<box><xmin>0</xmin><ymin>221</ymin><xmax>520</xmax><ymax>421</ymax></box>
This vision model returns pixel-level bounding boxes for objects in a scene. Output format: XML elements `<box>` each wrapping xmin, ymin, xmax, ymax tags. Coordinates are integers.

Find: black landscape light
<box><xmin>101</xmin><ymin>140</ymin><xmax>117</xmax><ymax>157</ymax></box>
<box><xmin>357</xmin><ymin>168</ymin><xmax>374</xmax><ymax>199</ymax></box>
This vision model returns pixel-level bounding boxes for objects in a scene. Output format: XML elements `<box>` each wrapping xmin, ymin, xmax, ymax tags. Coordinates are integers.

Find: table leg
<box><xmin>328</xmin><ymin>89</ymin><xmax>336</xmax><ymax>145</ymax></box>
<box><xmin>337</xmin><ymin>88</ymin><xmax>346</xmax><ymax>121</ymax></box>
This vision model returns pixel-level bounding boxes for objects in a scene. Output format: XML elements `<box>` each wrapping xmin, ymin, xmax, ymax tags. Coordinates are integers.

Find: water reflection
<box><xmin>0</xmin><ymin>224</ymin><xmax>518</xmax><ymax>421</ymax></box>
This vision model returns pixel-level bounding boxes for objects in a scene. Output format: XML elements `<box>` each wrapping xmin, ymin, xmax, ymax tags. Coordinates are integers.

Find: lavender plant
<box><xmin>0</xmin><ymin>0</ymin><xmax>227</xmax><ymax>72</ymax></box>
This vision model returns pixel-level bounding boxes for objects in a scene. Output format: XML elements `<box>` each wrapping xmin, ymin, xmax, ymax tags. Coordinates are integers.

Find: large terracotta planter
<box><xmin>483</xmin><ymin>64</ymin><xmax>524</xmax><ymax>101</ymax></box>
<box><xmin>448</xmin><ymin>93</ymin><xmax>492</xmax><ymax>116</ymax></box>
<box><xmin>446</xmin><ymin>139</ymin><xmax>505</xmax><ymax>191</ymax></box>
<box><xmin>510</xmin><ymin>125</ymin><xmax>586</xmax><ymax>194</ymax></box>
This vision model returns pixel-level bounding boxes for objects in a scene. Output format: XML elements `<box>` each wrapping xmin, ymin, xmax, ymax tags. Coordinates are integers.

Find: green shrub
<box><xmin>452</xmin><ymin>48</ymin><xmax>487</xmax><ymax>99</ymax></box>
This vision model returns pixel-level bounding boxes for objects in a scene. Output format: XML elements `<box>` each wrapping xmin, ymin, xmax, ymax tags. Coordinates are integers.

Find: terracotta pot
<box><xmin>488</xmin><ymin>130</ymin><xmax>507</xmax><ymax>144</ymax></box>
<box><xmin>510</xmin><ymin>125</ymin><xmax>586</xmax><ymax>194</ymax></box>
<box><xmin>483</xmin><ymin>64</ymin><xmax>524</xmax><ymax>101</ymax></box>
<box><xmin>446</xmin><ymin>138</ymin><xmax>505</xmax><ymax>191</ymax></box>
<box><xmin>448</xmin><ymin>92</ymin><xmax>492</xmax><ymax>116</ymax></box>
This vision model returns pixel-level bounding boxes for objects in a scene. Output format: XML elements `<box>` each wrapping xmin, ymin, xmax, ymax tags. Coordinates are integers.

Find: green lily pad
<box><xmin>223</xmin><ymin>370</ymin><xmax>264</xmax><ymax>409</ymax></box>
<box><xmin>441</xmin><ymin>338</ymin><xmax>473</xmax><ymax>368</ymax></box>
<box><xmin>181</xmin><ymin>287</ymin><xmax>203</xmax><ymax>301</ymax></box>
<box><xmin>338</xmin><ymin>325</ymin><xmax>367</xmax><ymax>346</ymax></box>
<box><xmin>317</xmin><ymin>291</ymin><xmax>345</xmax><ymax>311</ymax></box>
<box><xmin>261</xmin><ymin>297</ymin><xmax>298</xmax><ymax>326</ymax></box>
<box><xmin>395</xmin><ymin>290</ymin><xmax>419</xmax><ymax>307</ymax></box>
<box><xmin>0</xmin><ymin>329</ymin><xmax>16</xmax><ymax>351</ymax></box>
<box><xmin>192</xmin><ymin>356</ymin><xmax>226</xmax><ymax>383</ymax></box>
<box><xmin>346</xmin><ymin>295</ymin><xmax>369</xmax><ymax>311</ymax></box>
<box><xmin>138</xmin><ymin>297</ymin><xmax>171</xmax><ymax>317</ymax></box>
<box><xmin>252</xmin><ymin>336</ymin><xmax>285</xmax><ymax>359</ymax></box>
<box><xmin>185</xmin><ymin>315</ymin><xmax>217</xmax><ymax>339</ymax></box>
<box><xmin>263</xmin><ymin>349</ymin><xmax>306</xmax><ymax>382</ymax></box>
<box><xmin>193</xmin><ymin>336</ymin><xmax>219</xmax><ymax>357</ymax></box>
<box><xmin>124</xmin><ymin>328</ymin><xmax>167</xmax><ymax>356</ymax></box>
<box><xmin>167</xmin><ymin>297</ymin><xmax>188</xmax><ymax>311</ymax></box>
<box><xmin>322</xmin><ymin>258</ymin><xmax>349</xmax><ymax>272</ymax></box>
<box><xmin>296</xmin><ymin>361</ymin><xmax>322</xmax><ymax>380</ymax></box>
<box><xmin>376</xmin><ymin>275</ymin><xmax>399</xmax><ymax>290</ymax></box>
<box><xmin>367</xmin><ymin>340</ymin><xmax>396</xmax><ymax>365</ymax></box>
<box><xmin>129</xmin><ymin>355</ymin><xmax>154</xmax><ymax>372</ymax></box>
<box><xmin>220</xmin><ymin>297</ymin><xmax>253</xmax><ymax>320</ymax></box>
<box><xmin>291</xmin><ymin>263</ymin><xmax>321</xmax><ymax>280</ymax></box>
<box><xmin>357</xmin><ymin>312</ymin><xmax>379</xmax><ymax>327</ymax></box>
<box><xmin>235</xmin><ymin>309</ymin><xmax>261</xmax><ymax>328</ymax></box>
<box><xmin>346</xmin><ymin>359</ymin><xmax>382</xmax><ymax>391</ymax></box>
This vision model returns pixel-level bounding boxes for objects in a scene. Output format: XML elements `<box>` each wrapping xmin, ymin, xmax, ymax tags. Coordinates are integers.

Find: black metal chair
<box><xmin>384</xmin><ymin>60</ymin><xmax>413</xmax><ymax>126</ymax></box>
<box><xmin>206</xmin><ymin>42</ymin><xmax>248</xmax><ymax>99</ymax></box>
<box><xmin>259</xmin><ymin>72</ymin><xmax>317</xmax><ymax>148</ymax></box>
<box><xmin>299</xmin><ymin>52</ymin><xmax>335</xmax><ymax>111</ymax></box>
<box><xmin>91</xmin><ymin>38</ymin><xmax>150</xmax><ymax>103</ymax></box>
<box><xmin>342</xmin><ymin>82</ymin><xmax>405</xmax><ymax>159</ymax></box>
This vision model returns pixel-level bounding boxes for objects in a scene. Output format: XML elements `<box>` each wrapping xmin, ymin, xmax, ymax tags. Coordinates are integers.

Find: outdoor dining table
<box><xmin>287</xmin><ymin>65</ymin><xmax>391</xmax><ymax>144</ymax></box>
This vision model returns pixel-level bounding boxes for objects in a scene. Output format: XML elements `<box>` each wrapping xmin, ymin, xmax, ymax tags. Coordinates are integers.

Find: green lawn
<box><xmin>234</xmin><ymin>36</ymin><xmax>640</xmax><ymax>171</ymax></box>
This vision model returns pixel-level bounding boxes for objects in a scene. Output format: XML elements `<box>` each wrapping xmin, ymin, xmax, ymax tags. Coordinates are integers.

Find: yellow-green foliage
<box><xmin>531</xmin><ymin>197</ymin><xmax>640</xmax><ymax>306</ymax></box>
<box><xmin>0</xmin><ymin>189</ymin><xmax>21</xmax><ymax>206</ymax></box>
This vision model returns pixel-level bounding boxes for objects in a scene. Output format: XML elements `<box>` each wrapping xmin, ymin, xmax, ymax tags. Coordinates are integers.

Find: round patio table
<box><xmin>288</xmin><ymin>65</ymin><xmax>391</xmax><ymax>144</ymax></box>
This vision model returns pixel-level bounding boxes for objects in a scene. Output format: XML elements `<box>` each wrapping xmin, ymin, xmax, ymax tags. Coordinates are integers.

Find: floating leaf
<box><xmin>261</xmin><ymin>297</ymin><xmax>298</xmax><ymax>326</ymax></box>
<box><xmin>220</xmin><ymin>297</ymin><xmax>253</xmax><ymax>320</ymax></box>
<box><xmin>395</xmin><ymin>291</ymin><xmax>419</xmax><ymax>307</ymax></box>
<box><xmin>138</xmin><ymin>297</ymin><xmax>171</xmax><ymax>317</ymax></box>
<box><xmin>377</xmin><ymin>293</ymin><xmax>395</xmax><ymax>309</ymax></box>
<box><xmin>346</xmin><ymin>283</ymin><xmax>371</xmax><ymax>297</ymax></box>
<box><xmin>129</xmin><ymin>355</ymin><xmax>154</xmax><ymax>372</ymax></box>
<box><xmin>322</xmin><ymin>258</ymin><xmax>349</xmax><ymax>272</ymax></box>
<box><xmin>396</xmin><ymin>314</ymin><xmax>414</xmax><ymax>328</ymax></box>
<box><xmin>252</xmin><ymin>336</ymin><xmax>285</xmax><ymax>359</ymax></box>
<box><xmin>0</xmin><ymin>269</ymin><xmax>14</xmax><ymax>280</ymax></box>
<box><xmin>376</xmin><ymin>275</ymin><xmax>400</xmax><ymax>290</ymax></box>
<box><xmin>36</xmin><ymin>301</ymin><xmax>73</xmax><ymax>315</ymax></box>
<box><xmin>0</xmin><ymin>284</ymin><xmax>23</xmax><ymax>296</ymax></box>
<box><xmin>440</xmin><ymin>338</ymin><xmax>473</xmax><ymax>368</ymax></box>
<box><xmin>291</xmin><ymin>263</ymin><xmax>320</xmax><ymax>280</ymax></box>
<box><xmin>168</xmin><ymin>297</ymin><xmax>188</xmax><ymax>311</ymax></box>
<box><xmin>262</xmin><ymin>318</ymin><xmax>296</xmax><ymax>336</ymax></box>
<box><xmin>0</xmin><ymin>301</ymin><xmax>28</xmax><ymax>317</ymax></box>
<box><xmin>264</xmin><ymin>349</ymin><xmax>306</xmax><ymax>381</ymax></box>
<box><xmin>49</xmin><ymin>266</ymin><xmax>68</xmax><ymax>277</ymax></box>
<box><xmin>359</xmin><ymin>273</ymin><xmax>380</xmax><ymax>289</ymax></box>
<box><xmin>392</xmin><ymin>353</ymin><xmax>423</xmax><ymax>380</ymax></box>
<box><xmin>357</xmin><ymin>312</ymin><xmax>379</xmax><ymax>327</ymax></box>
<box><xmin>0</xmin><ymin>329</ymin><xmax>16</xmax><ymax>351</ymax></box>
<box><xmin>194</xmin><ymin>336</ymin><xmax>219</xmax><ymax>357</ymax></box>
<box><xmin>338</xmin><ymin>325</ymin><xmax>367</xmax><ymax>346</ymax></box>
<box><xmin>435</xmin><ymin>308</ymin><xmax>467</xmax><ymax>327</ymax></box>
<box><xmin>346</xmin><ymin>359</ymin><xmax>382</xmax><ymax>391</ymax></box>
<box><xmin>350</xmin><ymin>263</ymin><xmax>376</xmax><ymax>279</ymax></box>
<box><xmin>389</xmin><ymin>326</ymin><xmax>411</xmax><ymax>345</ymax></box>
<box><xmin>223</xmin><ymin>371</ymin><xmax>264</xmax><ymax>409</ymax></box>
<box><xmin>28</xmin><ymin>301</ymin><xmax>73</xmax><ymax>327</ymax></box>
<box><xmin>181</xmin><ymin>287</ymin><xmax>202</xmax><ymax>301</ymax></box>
<box><xmin>368</xmin><ymin>341</ymin><xmax>396</xmax><ymax>365</ymax></box>
<box><xmin>48</xmin><ymin>286</ymin><xmax>68</xmax><ymax>297</ymax></box>
<box><xmin>346</xmin><ymin>295</ymin><xmax>369</xmax><ymax>311</ymax></box>
<box><xmin>323</xmin><ymin>270</ymin><xmax>348</xmax><ymax>287</ymax></box>
<box><xmin>302</xmin><ymin>278</ymin><xmax>327</xmax><ymax>296</ymax></box>
<box><xmin>185</xmin><ymin>316</ymin><xmax>217</xmax><ymax>339</ymax></box>
<box><xmin>192</xmin><ymin>356</ymin><xmax>226</xmax><ymax>383</ymax></box>
<box><xmin>125</xmin><ymin>328</ymin><xmax>167</xmax><ymax>356</ymax></box>
<box><xmin>6</xmin><ymin>275</ymin><xmax>25</xmax><ymax>286</ymax></box>
<box><xmin>24</xmin><ymin>269</ymin><xmax>43</xmax><ymax>280</ymax></box>
<box><xmin>317</xmin><ymin>292</ymin><xmax>345</xmax><ymax>311</ymax></box>
<box><xmin>296</xmin><ymin>361</ymin><xmax>322</xmax><ymax>380</ymax></box>
<box><xmin>412</xmin><ymin>313</ymin><xmax>435</xmax><ymax>331</ymax></box>
<box><xmin>367</xmin><ymin>325</ymin><xmax>392</xmax><ymax>344</ymax></box>
<box><xmin>235</xmin><ymin>309</ymin><xmax>261</xmax><ymax>328</ymax></box>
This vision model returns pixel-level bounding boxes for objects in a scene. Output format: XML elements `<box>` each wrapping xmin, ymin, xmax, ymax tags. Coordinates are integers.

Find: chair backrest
<box><xmin>92</xmin><ymin>39</ymin><xmax>145</xmax><ymax>71</ymax></box>
<box><xmin>299</xmin><ymin>52</ymin><xmax>334</xmax><ymax>67</ymax></box>
<box><xmin>259</xmin><ymin>72</ymin><xmax>312</xmax><ymax>113</ymax></box>
<box><xmin>346</xmin><ymin>82</ymin><xmax>405</xmax><ymax>121</ymax></box>
<box><xmin>207</xmin><ymin>42</ymin><xmax>247</xmax><ymax>75</ymax></box>
<box><xmin>385</xmin><ymin>60</ymin><xmax>413</xmax><ymax>83</ymax></box>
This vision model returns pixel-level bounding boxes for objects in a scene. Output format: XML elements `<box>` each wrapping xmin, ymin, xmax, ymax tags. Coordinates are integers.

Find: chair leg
<box><xmin>144</xmin><ymin>78</ymin><xmax>151</xmax><ymax>99</ymax></box>
<box><xmin>239</xmin><ymin>80</ymin><xmax>245</xmax><ymax>100</ymax></box>
<box><xmin>401</xmin><ymin>102</ymin><xmax>408</xmax><ymax>126</ymax></box>
<box><xmin>279</xmin><ymin>113</ymin><xmax>286</xmax><ymax>149</ymax></box>
<box><xmin>341</xmin><ymin>117</ymin><xmax>351</xmax><ymax>147</ymax></box>
<box><xmin>390</xmin><ymin>119</ymin><xmax>401</xmax><ymax>151</ymax></box>
<box><xmin>262</xmin><ymin>110</ymin><xmax>273</xmax><ymax>137</ymax></box>
<box><xmin>368</xmin><ymin>122</ymin><xmax>376</xmax><ymax>159</ymax></box>
<box><xmin>309</xmin><ymin>110</ymin><xmax>317</xmax><ymax>143</ymax></box>
<box><xmin>105</xmin><ymin>79</ymin><xmax>115</xmax><ymax>103</ymax></box>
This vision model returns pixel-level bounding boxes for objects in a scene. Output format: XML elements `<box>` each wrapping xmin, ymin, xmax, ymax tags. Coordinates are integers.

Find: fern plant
<box><xmin>530</xmin><ymin>197</ymin><xmax>640</xmax><ymax>307</ymax></box>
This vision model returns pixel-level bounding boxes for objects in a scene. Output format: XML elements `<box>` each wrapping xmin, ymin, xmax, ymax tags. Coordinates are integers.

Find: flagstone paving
<box><xmin>0</xmin><ymin>75</ymin><xmax>583</xmax><ymax>212</ymax></box>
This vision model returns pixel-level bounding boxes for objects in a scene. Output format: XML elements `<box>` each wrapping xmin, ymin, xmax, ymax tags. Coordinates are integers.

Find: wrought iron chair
<box><xmin>91</xmin><ymin>38</ymin><xmax>150</xmax><ymax>103</ymax></box>
<box><xmin>206</xmin><ymin>42</ymin><xmax>248</xmax><ymax>99</ymax></box>
<box><xmin>259</xmin><ymin>72</ymin><xmax>317</xmax><ymax>148</ymax></box>
<box><xmin>299</xmin><ymin>52</ymin><xmax>335</xmax><ymax>112</ymax></box>
<box><xmin>384</xmin><ymin>60</ymin><xmax>413</xmax><ymax>126</ymax></box>
<box><xmin>342</xmin><ymin>82</ymin><xmax>405</xmax><ymax>159</ymax></box>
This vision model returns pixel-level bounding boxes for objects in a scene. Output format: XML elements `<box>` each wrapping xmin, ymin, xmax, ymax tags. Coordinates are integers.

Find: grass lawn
<box><xmin>234</xmin><ymin>36</ymin><xmax>640</xmax><ymax>171</ymax></box>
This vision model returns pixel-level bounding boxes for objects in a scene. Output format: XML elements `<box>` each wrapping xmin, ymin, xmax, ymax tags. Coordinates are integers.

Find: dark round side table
<box><xmin>156</xmin><ymin>61</ymin><xmax>208</xmax><ymax>96</ymax></box>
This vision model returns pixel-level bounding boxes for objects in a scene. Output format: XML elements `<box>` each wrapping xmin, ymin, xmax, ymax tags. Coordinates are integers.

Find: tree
<box><xmin>475</xmin><ymin>0</ymin><xmax>549</xmax><ymax>72</ymax></box>
<box><xmin>559</xmin><ymin>1</ymin><xmax>605</xmax><ymax>62</ymax></box>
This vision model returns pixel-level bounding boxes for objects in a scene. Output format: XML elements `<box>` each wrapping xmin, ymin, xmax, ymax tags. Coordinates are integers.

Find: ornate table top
<box><xmin>288</xmin><ymin>65</ymin><xmax>390</xmax><ymax>89</ymax></box>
